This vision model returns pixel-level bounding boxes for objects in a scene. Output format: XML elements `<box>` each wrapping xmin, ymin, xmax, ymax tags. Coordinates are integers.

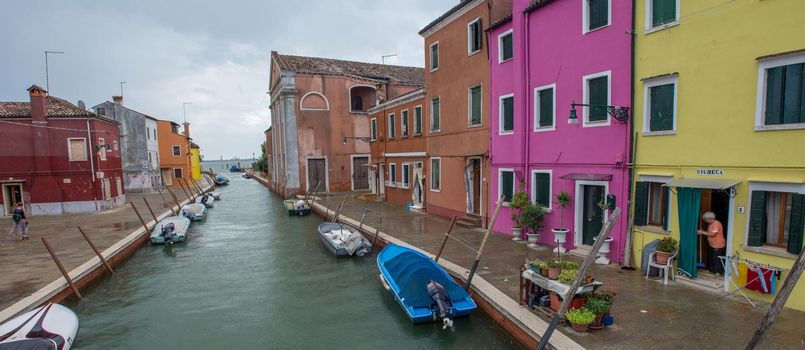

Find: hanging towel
<box><xmin>746</xmin><ymin>265</ymin><xmax>772</xmax><ymax>294</ymax></box>
<box><xmin>770</xmin><ymin>272</ymin><xmax>776</xmax><ymax>294</ymax></box>
<box><xmin>737</xmin><ymin>264</ymin><xmax>748</xmax><ymax>286</ymax></box>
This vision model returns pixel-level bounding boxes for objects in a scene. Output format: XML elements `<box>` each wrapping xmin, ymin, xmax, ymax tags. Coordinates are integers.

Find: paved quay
<box><xmin>0</xmin><ymin>189</ymin><xmax>192</xmax><ymax>311</ymax></box>
<box><xmin>315</xmin><ymin>192</ymin><xmax>805</xmax><ymax>350</ymax></box>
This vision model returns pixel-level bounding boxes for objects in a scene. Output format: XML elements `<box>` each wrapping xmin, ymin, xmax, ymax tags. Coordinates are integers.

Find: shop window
<box><xmin>748</xmin><ymin>190</ymin><xmax>805</xmax><ymax>255</ymax></box>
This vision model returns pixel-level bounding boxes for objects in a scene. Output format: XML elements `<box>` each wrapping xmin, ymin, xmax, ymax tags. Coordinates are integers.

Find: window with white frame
<box><xmin>389</xmin><ymin>163</ymin><xmax>397</xmax><ymax>186</ymax></box>
<box><xmin>634</xmin><ymin>179</ymin><xmax>671</xmax><ymax>230</ymax></box>
<box><xmin>370</xmin><ymin>118</ymin><xmax>378</xmax><ymax>140</ymax></box>
<box><xmin>756</xmin><ymin>52</ymin><xmax>805</xmax><ymax>129</ymax></box>
<box><xmin>747</xmin><ymin>183</ymin><xmax>805</xmax><ymax>255</ymax></box>
<box><xmin>414</xmin><ymin>105</ymin><xmax>423</xmax><ymax>135</ymax></box>
<box><xmin>531</xmin><ymin>170</ymin><xmax>551</xmax><ymax>209</ymax></box>
<box><xmin>583</xmin><ymin>71</ymin><xmax>611</xmax><ymax>125</ymax></box>
<box><xmin>499</xmin><ymin>94</ymin><xmax>514</xmax><ymax>134</ymax></box>
<box><xmin>430</xmin><ymin>97</ymin><xmax>441</xmax><ymax>132</ymax></box>
<box><xmin>113</xmin><ymin>140</ymin><xmax>119</xmax><ymax>151</ymax></box>
<box><xmin>498</xmin><ymin>29</ymin><xmax>513</xmax><ymax>63</ymax></box>
<box><xmin>499</xmin><ymin>169</ymin><xmax>515</xmax><ymax>203</ymax></box>
<box><xmin>430</xmin><ymin>158</ymin><xmax>441</xmax><ymax>191</ymax></box>
<box><xmin>68</xmin><ymin>138</ymin><xmax>88</xmax><ymax>161</ymax></box>
<box><xmin>469</xmin><ymin>85</ymin><xmax>482</xmax><ymax>126</ymax></box>
<box><xmin>401</xmin><ymin>109</ymin><xmax>409</xmax><ymax>137</ymax></box>
<box><xmin>646</xmin><ymin>0</ymin><xmax>679</xmax><ymax>32</ymax></box>
<box><xmin>467</xmin><ymin>18</ymin><xmax>482</xmax><ymax>54</ymax></box>
<box><xmin>584</xmin><ymin>0</ymin><xmax>610</xmax><ymax>33</ymax></box>
<box><xmin>388</xmin><ymin>113</ymin><xmax>396</xmax><ymax>139</ymax></box>
<box><xmin>402</xmin><ymin>163</ymin><xmax>410</xmax><ymax>188</ymax></box>
<box><xmin>98</xmin><ymin>138</ymin><xmax>107</xmax><ymax>161</ymax></box>
<box><xmin>642</xmin><ymin>75</ymin><xmax>677</xmax><ymax>134</ymax></box>
<box><xmin>172</xmin><ymin>145</ymin><xmax>181</xmax><ymax>156</ymax></box>
<box><xmin>174</xmin><ymin>168</ymin><xmax>183</xmax><ymax>179</ymax></box>
<box><xmin>430</xmin><ymin>42</ymin><xmax>440</xmax><ymax>71</ymax></box>
<box><xmin>534</xmin><ymin>84</ymin><xmax>556</xmax><ymax>130</ymax></box>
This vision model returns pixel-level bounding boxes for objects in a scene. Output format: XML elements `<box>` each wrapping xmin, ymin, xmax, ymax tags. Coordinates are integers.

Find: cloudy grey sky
<box><xmin>0</xmin><ymin>0</ymin><xmax>454</xmax><ymax>160</ymax></box>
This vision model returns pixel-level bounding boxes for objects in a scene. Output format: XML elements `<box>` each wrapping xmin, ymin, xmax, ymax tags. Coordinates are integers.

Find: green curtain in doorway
<box><xmin>677</xmin><ymin>187</ymin><xmax>701</xmax><ymax>278</ymax></box>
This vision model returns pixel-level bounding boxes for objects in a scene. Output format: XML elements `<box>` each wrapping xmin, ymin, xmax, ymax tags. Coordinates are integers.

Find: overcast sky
<box><xmin>0</xmin><ymin>0</ymin><xmax>454</xmax><ymax>160</ymax></box>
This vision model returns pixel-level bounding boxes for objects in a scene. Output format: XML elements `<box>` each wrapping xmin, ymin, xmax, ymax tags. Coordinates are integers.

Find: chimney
<box><xmin>112</xmin><ymin>95</ymin><xmax>123</xmax><ymax>106</ymax></box>
<box><xmin>183</xmin><ymin>122</ymin><xmax>191</xmax><ymax>138</ymax></box>
<box><xmin>27</xmin><ymin>85</ymin><xmax>48</xmax><ymax>122</ymax></box>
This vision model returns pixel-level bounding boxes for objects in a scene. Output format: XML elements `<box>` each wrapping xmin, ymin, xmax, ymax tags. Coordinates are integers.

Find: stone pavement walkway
<box><xmin>318</xmin><ymin>192</ymin><xmax>805</xmax><ymax>350</ymax></box>
<box><xmin>0</xmin><ymin>190</ymin><xmax>186</xmax><ymax>311</ymax></box>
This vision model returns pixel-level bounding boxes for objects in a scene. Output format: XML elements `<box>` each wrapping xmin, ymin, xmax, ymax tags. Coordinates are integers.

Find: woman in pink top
<box><xmin>698</xmin><ymin>211</ymin><xmax>726</xmax><ymax>275</ymax></box>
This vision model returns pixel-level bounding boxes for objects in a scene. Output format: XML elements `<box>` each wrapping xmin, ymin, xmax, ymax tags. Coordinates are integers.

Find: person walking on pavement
<box><xmin>9</xmin><ymin>202</ymin><xmax>29</xmax><ymax>240</ymax></box>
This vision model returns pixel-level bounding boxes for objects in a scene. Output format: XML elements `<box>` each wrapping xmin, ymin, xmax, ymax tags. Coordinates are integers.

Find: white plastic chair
<box><xmin>646</xmin><ymin>252</ymin><xmax>677</xmax><ymax>285</ymax></box>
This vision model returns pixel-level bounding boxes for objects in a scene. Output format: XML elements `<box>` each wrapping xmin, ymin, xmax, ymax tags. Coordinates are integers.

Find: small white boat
<box><xmin>195</xmin><ymin>194</ymin><xmax>214</xmax><ymax>208</ymax></box>
<box><xmin>209</xmin><ymin>190</ymin><xmax>221</xmax><ymax>200</ymax></box>
<box><xmin>150</xmin><ymin>216</ymin><xmax>191</xmax><ymax>245</ymax></box>
<box><xmin>181</xmin><ymin>203</ymin><xmax>207</xmax><ymax>221</ymax></box>
<box><xmin>317</xmin><ymin>222</ymin><xmax>372</xmax><ymax>257</ymax></box>
<box><xmin>0</xmin><ymin>303</ymin><xmax>79</xmax><ymax>350</ymax></box>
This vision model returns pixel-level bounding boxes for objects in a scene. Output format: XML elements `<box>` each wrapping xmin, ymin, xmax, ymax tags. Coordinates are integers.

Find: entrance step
<box><xmin>456</xmin><ymin>216</ymin><xmax>482</xmax><ymax>229</ymax></box>
<box><xmin>676</xmin><ymin>271</ymin><xmax>725</xmax><ymax>292</ymax></box>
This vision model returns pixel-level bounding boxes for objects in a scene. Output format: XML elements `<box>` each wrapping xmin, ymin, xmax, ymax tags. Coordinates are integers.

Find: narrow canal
<box><xmin>68</xmin><ymin>176</ymin><xmax>522</xmax><ymax>349</ymax></box>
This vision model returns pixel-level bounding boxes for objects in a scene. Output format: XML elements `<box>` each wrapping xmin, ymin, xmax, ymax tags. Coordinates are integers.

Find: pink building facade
<box><xmin>488</xmin><ymin>0</ymin><xmax>633</xmax><ymax>263</ymax></box>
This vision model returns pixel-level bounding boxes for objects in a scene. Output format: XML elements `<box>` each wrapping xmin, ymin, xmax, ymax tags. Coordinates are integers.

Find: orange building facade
<box><xmin>157</xmin><ymin>120</ymin><xmax>192</xmax><ymax>187</ymax></box>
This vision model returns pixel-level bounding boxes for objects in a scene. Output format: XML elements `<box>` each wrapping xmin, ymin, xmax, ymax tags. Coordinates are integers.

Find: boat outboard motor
<box><xmin>426</xmin><ymin>280</ymin><xmax>453</xmax><ymax>329</ymax></box>
<box><xmin>181</xmin><ymin>208</ymin><xmax>194</xmax><ymax>219</ymax></box>
<box><xmin>162</xmin><ymin>223</ymin><xmax>176</xmax><ymax>245</ymax></box>
<box><xmin>201</xmin><ymin>194</ymin><xmax>209</xmax><ymax>204</ymax></box>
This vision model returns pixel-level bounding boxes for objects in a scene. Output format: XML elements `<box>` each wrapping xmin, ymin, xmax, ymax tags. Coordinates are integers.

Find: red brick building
<box><xmin>0</xmin><ymin>85</ymin><xmax>125</xmax><ymax>215</ymax></box>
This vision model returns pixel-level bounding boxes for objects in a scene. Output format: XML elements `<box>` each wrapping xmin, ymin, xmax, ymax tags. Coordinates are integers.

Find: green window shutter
<box><xmin>783</xmin><ymin>63</ymin><xmax>804</xmax><ymax>124</ymax></box>
<box><xmin>539</xmin><ymin>89</ymin><xmax>553</xmax><ymax>127</ymax></box>
<box><xmin>415</xmin><ymin>108</ymin><xmax>422</xmax><ymax>134</ymax></box>
<box><xmin>432</xmin><ymin>99</ymin><xmax>440</xmax><ymax>130</ymax></box>
<box><xmin>787</xmin><ymin>193</ymin><xmax>805</xmax><ymax>255</ymax></box>
<box><xmin>471</xmin><ymin>86</ymin><xmax>482</xmax><ymax>125</ymax></box>
<box><xmin>503</xmin><ymin>97</ymin><xmax>514</xmax><ymax>131</ymax></box>
<box><xmin>502</xmin><ymin>34</ymin><xmax>513</xmax><ymax>61</ymax></box>
<box><xmin>534</xmin><ymin>173</ymin><xmax>550</xmax><ymax>207</ymax></box>
<box><xmin>663</xmin><ymin>186</ymin><xmax>671</xmax><ymax>231</ymax></box>
<box><xmin>501</xmin><ymin>171</ymin><xmax>514</xmax><ymax>202</ymax></box>
<box><xmin>371</xmin><ymin>120</ymin><xmax>377</xmax><ymax>139</ymax></box>
<box><xmin>588</xmin><ymin>0</ymin><xmax>608</xmax><ymax>30</ymax></box>
<box><xmin>652</xmin><ymin>0</ymin><xmax>676</xmax><ymax>27</ymax></box>
<box><xmin>633</xmin><ymin>182</ymin><xmax>649</xmax><ymax>226</ymax></box>
<box><xmin>765</xmin><ymin>66</ymin><xmax>784</xmax><ymax>125</ymax></box>
<box><xmin>650</xmin><ymin>84</ymin><xmax>674</xmax><ymax>131</ymax></box>
<box><xmin>748</xmin><ymin>191</ymin><xmax>767</xmax><ymax>247</ymax></box>
<box><xmin>431</xmin><ymin>45</ymin><xmax>439</xmax><ymax>69</ymax></box>
<box><xmin>588</xmin><ymin>76</ymin><xmax>608</xmax><ymax>122</ymax></box>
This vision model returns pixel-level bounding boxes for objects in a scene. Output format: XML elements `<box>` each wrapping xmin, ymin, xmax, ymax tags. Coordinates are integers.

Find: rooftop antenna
<box><xmin>381</xmin><ymin>54</ymin><xmax>398</xmax><ymax>65</ymax></box>
<box><xmin>182</xmin><ymin>102</ymin><xmax>192</xmax><ymax>123</ymax></box>
<box><xmin>44</xmin><ymin>50</ymin><xmax>65</xmax><ymax>92</ymax></box>
<box><xmin>120</xmin><ymin>81</ymin><xmax>126</xmax><ymax>96</ymax></box>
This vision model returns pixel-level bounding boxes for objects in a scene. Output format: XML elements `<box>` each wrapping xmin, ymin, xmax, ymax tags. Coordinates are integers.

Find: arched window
<box><xmin>300</xmin><ymin>92</ymin><xmax>329</xmax><ymax>110</ymax></box>
<box><xmin>351</xmin><ymin>95</ymin><xmax>363</xmax><ymax>112</ymax></box>
<box><xmin>349</xmin><ymin>85</ymin><xmax>377</xmax><ymax>113</ymax></box>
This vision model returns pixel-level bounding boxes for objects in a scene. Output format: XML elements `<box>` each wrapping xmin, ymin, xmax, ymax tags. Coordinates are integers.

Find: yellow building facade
<box><xmin>190</xmin><ymin>143</ymin><xmax>201</xmax><ymax>181</ymax></box>
<box><xmin>631</xmin><ymin>0</ymin><xmax>805</xmax><ymax>310</ymax></box>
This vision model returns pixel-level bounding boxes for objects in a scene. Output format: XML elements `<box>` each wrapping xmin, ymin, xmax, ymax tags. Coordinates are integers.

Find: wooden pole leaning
<box><xmin>371</xmin><ymin>217</ymin><xmax>383</xmax><ymax>247</ymax></box>
<box><xmin>465</xmin><ymin>196</ymin><xmax>505</xmax><ymax>291</ymax></box>
<box><xmin>434</xmin><ymin>216</ymin><xmax>458</xmax><ymax>263</ymax></box>
<box><xmin>332</xmin><ymin>194</ymin><xmax>349</xmax><ymax>223</ymax></box>
<box><xmin>130</xmin><ymin>202</ymin><xmax>151</xmax><ymax>235</ymax></box>
<box><xmin>143</xmin><ymin>198</ymin><xmax>158</xmax><ymax>225</ymax></box>
<box><xmin>157</xmin><ymin>189</ymin><xmax>177</xmax><ymax>215</ymax></box>
<box><xmin>77</xmin><ymin>226</ymin><xmax>114</xmax><ymax>274</ymax></box>
<box><xmin>41</xmin><ymin>238</ymin><xmax>82</xmax><ymax>299</ymax></box>
<box><xmin>178</xmin><ymin>180</ymin><xmax>192</xmax><ymax>202</ymax></box>
<box><xmin>357</xmin><ymin>208</ymin><xmax>369</xmax><ymax>234</ymax></box>
<box><xmin>535</xmin><ymin>208</ymin><xmax>621</xmax><ymax>350</ymax></box>
<box><xmin>166</xmin><ymin>186</ymin><xmax>182</xmax><ymax>209</ymax></box>
<box><xmin>191</xmin><ymin>177</ymin><xmax>205</xmax><ymax>193</ymax></box>
<box><xmin>183</xmin><ymin>179</ymin><xmax>198</xmax><ymax>197</ymax></box>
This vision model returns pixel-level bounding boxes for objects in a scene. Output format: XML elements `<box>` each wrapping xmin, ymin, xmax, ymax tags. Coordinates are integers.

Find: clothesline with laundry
<box><xmin>720</xmin><ymin>255</ymin><xmax>786</xmax><ymax>307</ymax></box>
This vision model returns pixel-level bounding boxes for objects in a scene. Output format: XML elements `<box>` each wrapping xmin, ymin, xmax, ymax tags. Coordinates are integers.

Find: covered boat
<box><xmin>316</xmin><ymin>222</ymin><xmax>372</xmax><ymax>257</ymax></box>
<box><xmin>150</xmin><ymin>216</ymin><xmax>192</xmax><ymax>245</ymax></box>
<box><xmin>0</xmin><ymin>303</ymin><xmax>79</xmax><ymax>350</ymax></box>
<box><xmin>209</xmin><ymin>190</ymin><xmax>222</xmax><ymax>200</ymax></box>
<box><xmin>242</xmin><ymin>173</ymin><xmax>252</xmax><ymax>179</ymax></box>
<box><xmin>377</xmin><ymin>244</ymin><xmax>477</xmax><ymax>325</ymax></box>
<box><xmin>181</xmin><ymin>203</ymin><xmax>207</xmax><ymax>221</ymax></box>
<box><xmin>214</xmin><ymin>175</ymin><xmax>229</xmax><ymax>186</ymax></box>
<box><xmin>284</xmin><ymin>199</ymin><xmax>310</xmax><ymax>216</ymax></box>
<box><xmin>195</xmin><ymin>194</ymin><xmax>214</xmax><ymax>208</ymax></box>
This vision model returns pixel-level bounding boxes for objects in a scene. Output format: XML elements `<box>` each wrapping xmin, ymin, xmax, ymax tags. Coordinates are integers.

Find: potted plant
<box><xmin>546</xmin><ymin>258</ymin><xmax>562</xmax><ymax>280</ymax></box>
<box><xmin>528</xmin><ymin>259</ymin><xmax>543</xmax><ymax>273</ymax></box>
<box><xmin>521</xmin><ymin>201</ymin><xmax>545</xmax><ymax>246</ymax></box>
<box><xmin>552</xmin><ymin>191</ymin><xmax>571</xmax><ymax>253</ymax></box>
<box><xmin>559</xmin><ymin>268</ymin><xmax>579</xmax><ymax>285</ymax></box>
<box><xmin>510</xmin><ymin>181</ymin><xmax>529</xmax><ymax>241</ymax></box>
<box><xmin>565</xmin><ymin>308</ymin><xmax>595</xmax><ymax>332</ymax></box>
<box><xmin>584</xmin><ymin>296</ymin><xmax>611</xmax><ymax>330</ymax></box>
<box><xmin>655</xmin><ymin>236</ymin><xmax>678</xmax><ymax>265</ymax></box>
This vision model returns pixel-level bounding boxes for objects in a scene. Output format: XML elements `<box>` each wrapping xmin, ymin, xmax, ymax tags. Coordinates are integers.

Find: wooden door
<box><xmin>352</xmin><ymin>157</ymin><xmax>369</xmax><ymax>190</ymax></box>
<box><xmin>307</xmin><ymin>158</ymin><xmax>326</xmax><ymax>192</ymax></box>
<box><xmin>3</xmin><ymin>184</ymin><xmax>23</xmax><ymax>215</ymax></box>
<box><xmin>698</xmin><ymin>190</ymin><xmax>713</xmax><ymax>268</ymax></box>
<box><xmin>472</xmin><ymin>160</ymin><xmax>481</xmax><ymax>214</ymax></box>
<box><xmin>581</xmin><ymin>185</ymin><xmax>605</xmax><ymax>246</ymax></box>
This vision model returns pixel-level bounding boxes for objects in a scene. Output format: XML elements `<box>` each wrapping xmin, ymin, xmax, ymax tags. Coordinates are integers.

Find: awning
<box><xmin>560</xmin><ymin>173</ymin><xmax>613</xmax><ymax>181</ymax></box>
<box><xmin>665</xmin><ymin>178</ymin><xmax>741</xmax><ymax>190</ymax></box>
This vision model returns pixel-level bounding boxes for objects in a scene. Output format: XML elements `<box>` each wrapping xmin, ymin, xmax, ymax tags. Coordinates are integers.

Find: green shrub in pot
<box><xmin>559</xmin><ymin>268</ymin><xmax>579</xmax><ymax>285</ymax></box>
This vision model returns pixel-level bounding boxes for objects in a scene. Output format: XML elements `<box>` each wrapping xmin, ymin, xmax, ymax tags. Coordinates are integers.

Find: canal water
<box><xmin>68</xmin><ymin>176</ymin><xmax>522</xmax><ymax>349</ymax></box>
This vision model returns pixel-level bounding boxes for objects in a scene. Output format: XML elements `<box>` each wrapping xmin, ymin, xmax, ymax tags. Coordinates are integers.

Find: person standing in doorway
<box><xmin>698</xmin><ymin>211</ymin><xmax>725</xmax><ymax>275</ymax></box>
<box><xmin>9</xmin><ymin>202</ymin><xmax>29</xmax><ymax>240</ymax></box>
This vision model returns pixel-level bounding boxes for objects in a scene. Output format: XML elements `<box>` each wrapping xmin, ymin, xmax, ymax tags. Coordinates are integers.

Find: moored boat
<box><xmin>195</xmin><ymin>194</ymin><xmax>214</xmax><ymax>208</ymax></box>
<box><xmin>214</xmin><ymin>175</ymin><xmax>230</xmax><ymax>186</ymax></box>
<box><xmin>284</xmin><ymin>199</ymin><xmax>310</xmax><ymax>216</ymax></box>
<box><xmin>181</xmin><ymin>203</ymin><xmax>207</xmax><ymax>221</ymax></box>
<box><xmin>209</xmin><ymin>190</ymin><xmax>222</xmax><ymax>200</ymax></box>
<box><xmin>377</xmin><ymin>244</ymin><xmax>477</xmax><ymax>325</ymax></box>
<box><xmin>150</xmin><ymin>216</ymin><xmax>192</xmax><ymax>245</ymax></box>
<box><xmin>0</xmin><ymin>303</ymin><xmax>79</xmax><ymax>350</ymax></box>
<box><xmin>316</xmin><ymin>222</ymin><xmax>372</xmax><ymax>257</ymax></box>
<box><xmin>242</xmin><ymin>173</ymin><xmax>252</xmax><ymax>179</ymax></box>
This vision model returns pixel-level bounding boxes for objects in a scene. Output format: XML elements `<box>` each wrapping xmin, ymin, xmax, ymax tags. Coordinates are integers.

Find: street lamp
<box><xmin>568</xmin><ymin>101</ymin><xmax>630</xmax><ymax>125</ymax></box>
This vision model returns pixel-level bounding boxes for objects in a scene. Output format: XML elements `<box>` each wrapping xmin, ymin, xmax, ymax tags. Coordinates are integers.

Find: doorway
<box><xmin>379</xmin><ymin>164</ymin><xmax>385</xmax><ymax>195</ymax></box>
<box><xmin>697</xmin><ymin>189</ymin><xmax>730</xmax><ymax>273</ymax></box>
<box><xmin>2</xmin><ymin>183</ymin><xmax>23</xmax><ymax>216</ymax></box>
<box><xmin>412</xmin><ymin>162</ymin><xmax>424</xmax><ymax>207</ymax></box>
<box><xmin>161</xmin><ymin>169</ymin><xmax>172</xmax><ymax>186</ymax></box>
<box><xmin>307</xmin><ymin>158</ymin><xmax>327</xmax><ymax>193</ymax></box>
<box><xmin>576</xmin><ymin>182</ymin><xmax>607</xmax><ymax>246</ymax></box>
<box><xmin>465</xmin><ymin>158</ymin><xmax>481</xmax><ymax>215</ymax></box>
<box><xmin>352</xmin><ymin>156</ymin><xmax>369</xmax><ymax>191</ymax></box>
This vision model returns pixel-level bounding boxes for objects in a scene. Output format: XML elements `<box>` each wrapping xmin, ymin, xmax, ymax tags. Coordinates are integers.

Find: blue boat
<box><xmin>377</xmin><ymin>244</ymin><xmax>477</xmax><ymax>325</ymax></box>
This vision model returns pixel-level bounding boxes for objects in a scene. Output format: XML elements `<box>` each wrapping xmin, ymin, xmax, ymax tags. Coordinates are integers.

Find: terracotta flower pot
<box><xmin>571</xmin><ymin>322</ymin><xmax>590</xmax><ymax>332</ymax></box>
<box><xmin>655</xmin><ymin>251</ymin><xmax>673</xmax><ymax>265</ymax></box>
<box><xmin>548</xmin><ymin>267</ymin><xmax>561</xmax><ymax>280</ymax></box>
<box><xmin>589</xmin><ymin>314</ymin><xmax>605</xmax><ymax>330</ymax></box>
<box><xmin>541</xmin><ymin>268</ymin><xmax>549</xmax><ymax>277</ymax></box>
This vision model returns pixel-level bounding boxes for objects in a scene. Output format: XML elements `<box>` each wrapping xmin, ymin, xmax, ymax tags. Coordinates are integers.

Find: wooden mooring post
<box><xmin>371</xmin><ymin>217</ymin><xmax>383</xmax><ymax>247</ymax></box>
<box><xmin>77</xmin><ymin>226</ymin><xmax>114</xmax><ymax>274</ymax></box>
<box><xmin>143</xmin><ymin>198</ymin><xmax>158</xmax><ymax>225</ymax></box>
<box><xmin>191</xmin><ymin>178</ymin><xmax>205</xmax><ymax>193</ymax></box>
<box><xmin>434</xmin><ymin>216</ymin><xmax>458</xmax><ymax>263</ymax></box>
<box><xmin>41</xmin><ymin>238</ymin><xmax>82</xmax><ymax>299</ymax></box>
<box><xmin>465</xmin><ymin>196</ymin><xmax>504</xmax><ymax>291</ymax></box>
<box><xmin>157</xmin><ymin>189</ymin><xmax>177</xmax><ymax>215</ymax></box>
<box><xmin>183</xmin><ymin>179</ymin><xmax>198</xmax><ymax>197</ymax></box>
<box><xmin>166</xmin><ymin>187</ymin><xmax>182</xmax><ymax>210</ymax></box>
<box><xmin>332</xmin><ymin>194</ymin><xmax>348</xmax><ymax>223</ymax></box>
<box><xmin>130</xmin><ymin>202</ymin><xmax>151</xmax><ymax>235</ymax></box>
<box><xmin>178</xmin><ymin>181</ymin><xmax>192</xmax><ymax>202</ymax></box>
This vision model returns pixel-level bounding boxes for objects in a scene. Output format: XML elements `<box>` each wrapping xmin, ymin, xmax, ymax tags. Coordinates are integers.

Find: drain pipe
<box><xmin>86</xmin><ymin>120</ymin><xmax>98</xmax><ymax>211</ymax></box>
<box><xmin>621</xmin><ymin>0</ymin><xmax>638</xmax><ymax>268</ymax></box>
